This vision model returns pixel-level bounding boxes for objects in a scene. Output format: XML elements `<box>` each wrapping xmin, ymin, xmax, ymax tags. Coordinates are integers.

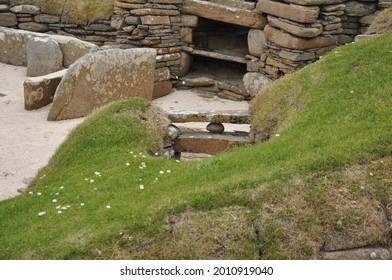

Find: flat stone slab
<box><xmin>24</xmin><ymin>69</ymin><xmax>66</xmax><ymax>110</ymax></box>
<box><xmin>174</xmin><ymin>131</ymin><xmax>251</xmax><ymax>154</ymax></box>
<box><xmin>167</xmin><ymin>109</ymin><xmax>250</xmax><ymax>124</ymax></box>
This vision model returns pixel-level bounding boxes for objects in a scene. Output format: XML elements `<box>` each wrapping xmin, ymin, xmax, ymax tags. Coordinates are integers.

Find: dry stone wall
<box><xmin>0</xmin><ymin>1</ymin><xmax>116</xmax><ymax>46</ymax></box>
<box><xmin>1</xmin><ymin>0</ymin><xmax>390</xmax><ymax>94</ymax></box>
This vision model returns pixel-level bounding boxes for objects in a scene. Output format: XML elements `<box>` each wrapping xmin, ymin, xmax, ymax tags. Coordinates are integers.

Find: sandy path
<box><xmin>0</xmin><ymin>63</ymin><xmax>83</xmax><ymax>201</ymax></box>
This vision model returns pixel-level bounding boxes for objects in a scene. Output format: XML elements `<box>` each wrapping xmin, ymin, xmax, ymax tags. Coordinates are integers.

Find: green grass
<box><xmin>1</xmin><ymin>33</ymin><xmax>392</xmax><ymax>259</ymax></box>
<box><xmin>10</xmin><ymin>0</ymin><xmax>114</xmax><ymax>23</ymax></box>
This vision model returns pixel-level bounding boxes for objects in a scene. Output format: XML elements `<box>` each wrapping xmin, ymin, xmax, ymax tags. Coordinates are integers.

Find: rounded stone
<box><xmin>207</xmin><ymin>122</ymin><xmax>224</xmax><ymax>134</ymax></box>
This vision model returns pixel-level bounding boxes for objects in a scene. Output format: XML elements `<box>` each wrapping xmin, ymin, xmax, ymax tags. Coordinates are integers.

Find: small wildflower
<box><xmin>84</xmin><ymin>178</ymin><xmax>89</xmax><ymax>181</ymax></box>
<box><xmin>38</xmin><ymin>211</ymin><xmax>46</xmax><ymax>217</ymax></box>
<box><xmin>55</xmin><ymin>192</ymin><xmax>59</xmax><ymax>196</ymax></box>
<box><xmin>37</xmin><ymin>192</ymin><xmax>42</xmax><ymax>196</ymax></box>
<box><xmin>139</xmin><ymin>152</ymin><xmax>143</xmax><ymax>155</ymax></box>
<box><xmin>106</xmin><ymin>205</ymin><xmax>111</xmax><ymax>209</ymax></box>
<box><xmin>57</xmin><ymin>211</ymin><xmax>62</xmax><ymax>214</ymax></box>
<box><xmin>80</xmin><ymin>203</ymin><xmax>85</xmax><ymax>207</ymax></box>
<box><xmin>154</xmin><ymin>152</ymin><xmax>159</xmax><ymax>156</ymax></box>
<box><xmin>350</xmin><ymin>90</ymin><xmax>354</xmax><ymax>94</ymax></box>
<box><xmin>61</xmin><ymin>207</ymin><xmax>67</xmax><ymax>210</ymax></box>
<box><xmin>275</xmin><ymin>134</ymin><xmax>280</xmax><ymax>137</ymax></box>
<box><xmin>159</xmin><ymin>170</ymin><xmax>164</xmax><ymax>175</ymax></box>
<box><xmin>369</xmin><ymin>172</ymin><xmax>374</xmax><ymax>176</ymax></box>
<box><xmin>130</xmin><ymin>151</ymin><xmax>134</xmax><ymax>154</ymax></box>
<box><xmin>59</xmin><ymin>186</ymin><xmax>64</xmax><ymax>190</ymax></box>
<box><xmin>94</xmin><ymin>188</ymin><xmax>97</xmax><ymax>191</ymax></box>
<box><xmin>94</xmin><ymin>171</ymin><xmax>101</xmax><ymax>176</ymax></box>
<box><xmin>52</xmin><ymin>199</ymin><xmax>57</xmax><ymax>203</ymax></box>
<box><xmin>29</xmin><ymin>191</ymin><xmax>33</xmax><ymax>195</ymax></box>
<box><xmin>142</xmin><ymin>155</ymin><xmax>146</xmax><ymax>158</ymax></box>
<box><xmin>176</xmin><ymin>160</ymin><xmax>180</xmax><ymax>163</ymax></box>
<box><xmin>90</xmin><ymin>179</ymin><xmax>94</xmax><ymax>183</ymax></box>
<box><xmin>167</xmin><ymin>170</ymin><xmax>171</xmax><ymax>173</ymax></box>
<box><xmin>126</xmin><ymin>162</ymin><xmax>130</xmax><ymax>166</ymax></box>
<box><xmin>56</xmin><ymin>205</ymin><xmax>61</xmax><ymax>209</ymax></box>
<box><xmin>139</xmin><ymin>185</ymin><xmax>144</xmax><ymax>190</ymax></box>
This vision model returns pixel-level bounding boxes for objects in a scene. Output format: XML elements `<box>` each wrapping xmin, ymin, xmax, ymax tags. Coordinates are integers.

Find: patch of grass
<box><xmin>0</xmin><ymin>33</ymin><xmax>392</xmax><ymax>259</ymax></box>
<box><xmin>10</xmin><ymin>0</ymin><xmax>114</xmax><ymax>23</ymax></box>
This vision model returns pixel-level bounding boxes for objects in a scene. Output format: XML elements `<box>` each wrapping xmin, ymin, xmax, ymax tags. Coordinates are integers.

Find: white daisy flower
<box><xmin>139</xmin><ymin>185</ymin><xmax>144</xmax><ymax>190</ymax></box>
<box><xmin>52</xmin><ymin>199</ymin><xmax>57</xmax><ymax>203</ymax></box>
<box><xmin>80</xmin><ymin>203</ymin><xmax>85</xmax><ymax>207</ymax></box>
<box><xmin>106</xmin><ymin>205</ymin><xmax>111</xmax><ymax>209</ymax></box>
<box><xmin>90</xmin><ymin>179</ymin><xmax>94</xmax><ymax>183</ymax></box>
<box><xmin>159</xmin><ymin>170</ymin><xmax>164</xmax><ymax>174</ymax></box>
<box><xmin>126</xmin><ymin>162</ymin><xmax>130</xmax><ymax>166</ymax></box>
<box><xmin>57</xmin><ymin>211</ymin><xmax>62</xmax><ymax>214</ymax></box>
<box><xmin>37</xmin><ymin>192</ymin><xmax>42</xmax><ymax>196</ymax></box>
<box><xmin>38</xmin><ymin>211</ymin><xmax>46</xmax><ymax>217</ymax></box>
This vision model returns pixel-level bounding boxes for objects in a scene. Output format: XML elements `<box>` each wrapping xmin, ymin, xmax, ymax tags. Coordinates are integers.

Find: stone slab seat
<box><xmin>24</xmin><ymin>69</ymin><xmax>67</xmax><ymax>111</ymax></box>
<box><xmin>174</xmin><ymin>131</ymin><xmax>252</xmax><ymax>154</ymax></box>
<box><xmin>166</xmin><ymin>109</ymin><xmax>250</xmax><ymax>124</ymax></box>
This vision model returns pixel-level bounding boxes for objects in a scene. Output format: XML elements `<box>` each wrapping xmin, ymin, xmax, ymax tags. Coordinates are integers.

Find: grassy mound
<box><xmin>1</xmin><ymin>33</ymin><xmax>392</xmax><ymax>260</ymax></box>
<box><xmin>10</xmin><ymin>0</ymin><xmax>113</xmax><ymax>23</ymax></box>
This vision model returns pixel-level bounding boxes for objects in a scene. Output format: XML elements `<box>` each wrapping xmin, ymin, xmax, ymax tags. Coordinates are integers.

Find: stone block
<box><xmin>10</xmin><ymin>4</ymin><xmax>40</xmax><ymax>14</ymax></box>
<box><xmin>18</xmin><ymin>22</ymin><xmax>49</xmax><ymax>32</ymax></box>
<box><xmin>268</xmin><ymin>16</ymin><xmax>322</xmax><ymax>38</ymax></box>
<box><xmin>178</xmin><ymin>51</ymin><xmax>192</xmax><ymax>78</ymax></box>
<box><xmin>27</xmin><ymin>37</ymin><xmax>63</xmax><ymax>77</ymax></box>
<box><xmin>24</xmin><ymin>69</ymin><xmax>66</xmax><ymax>110</ymax></box>
<box><xmin>183</xmin><ymin>0</ymin><xmax>267</xmax><ymax>28</ymax></box>
<box><xmin>345</xmin><ymin>1</ymin><xmax>377</xmax><ymax>17</ymax></box>
<box><xmin>248</xmin><ymin>29</ymin><xmax>267</xmax><ymax>57</ymax></box>
<box><xmin>153</xmin><ymin>81</ymin><xmax>173</xmax><ymax>99</ymax></box>
<box><xmin>243</xmin><ymin>72</ymin><xmax>271</xmax><ymax>97</ymax></box>
<box><xmin>48</xmin><ymin>48</ymin><xmax>157</xmax><ymax>121</ymax></box>
<box><xmin>174</xmin><ymin>131</ymin><xmax>251</xmax><ymax>155</ymax></box>
<box><xmin>278</xmin><ymin>50</ymin><xmax>316</xmax><ymax>61</ymax></box>
<box><xmin>257</xmin><ymin>0</ymin><xmax>320</xmax><ymax>24</ymax></box>
<box><xmin>34</xmin><ymin>14</ymin><xmax>60</xmax><ymax>24</ymax></box>
<box><xmin>0</xmin><ymin>12</ymin><xmax>17</xmax><ymax>27</ymax></box>
<box><xmin>182</xmin><ymin>27</ymin><xmax>192</xmax><ymax>43</ymax></box>
<box><xmin>0</xmin><ymin>4</ymin><xmax>9</xmax><ymax>12</ymax></box>
<box><xmin>285</xmin><ymin>0</ymin><xmax>345</xmax><ymax>5</ymax></box>
<box><xmin>181</xmin><ymin>14</ymin><xmax>198</xmax><ymax>28</ymax></box>
<box><xmin>264</xmin><ymin>25</ymin><xmax>338</xmax><ymax>50</ymax></box>
<box><xmin>141</xmin><ymin>15</ymin><xmax>170</xmax><ymax>25</ymax></box>
<box><xmin>155</xmin><ymin>67</ymin><xmax>171</xmax><ymax>82</ymax></box>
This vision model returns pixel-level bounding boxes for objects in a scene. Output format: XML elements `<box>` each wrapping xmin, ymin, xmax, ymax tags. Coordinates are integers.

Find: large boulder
<box><xmin>48</xmin><ymin>48</ymin><xmax>157</xmax><ymax>121</ymax></box>
<box><xmin>243</xmin><ymin>72</ymin><xmax>272</xmax><ymax>98</ymax></box>
<box><xmin>27</xmin><ymin>37</ymin><xmax>63</xmax><ymax>77</ymax></box>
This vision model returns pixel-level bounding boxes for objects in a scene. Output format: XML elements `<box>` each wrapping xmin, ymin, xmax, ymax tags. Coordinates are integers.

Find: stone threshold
<box><xmin>166</xmin><ymin>109</ymin><xmax>250</xmax><ymax>124</ymax></box>
<box><xmin>174</xmin><ymin>131</ymin><xmax>251</xmax><ymax>154</ymax></box>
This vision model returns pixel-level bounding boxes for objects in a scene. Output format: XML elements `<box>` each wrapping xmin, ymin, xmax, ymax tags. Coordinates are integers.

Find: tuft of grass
<box><xmin>0</xmin><ymin>33</ymin><xmax>392</xmax><ymax>259</ymax></box>
<box><xmin>367</xmin><ymin>7</ymin><xmax>392</xmax><ymax>35</ymax></box>
<box><xmin>10</xmin><ymin>0</ymin><xmax>114</xmax><ymax>23</ymax></box>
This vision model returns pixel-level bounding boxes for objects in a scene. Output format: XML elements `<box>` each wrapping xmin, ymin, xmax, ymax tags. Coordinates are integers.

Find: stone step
<box><xmin>166</xmin><ymin>109</ymin><xmax>250</xmax><ymax>124</ymax></box>
<box><xmin>174</xmin><ymin>131</ymin><xmax>251</xmax><ymax>154</ymax></box>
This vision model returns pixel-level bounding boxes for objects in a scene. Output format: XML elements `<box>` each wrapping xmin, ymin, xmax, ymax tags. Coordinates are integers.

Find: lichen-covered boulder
<box><xmin>48</xmin><ymin>48</ymin><xmax>157</xmax><ymax>121</ymax></box>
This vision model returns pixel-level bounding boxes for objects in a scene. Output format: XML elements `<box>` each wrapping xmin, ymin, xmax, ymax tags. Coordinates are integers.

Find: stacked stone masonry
<box><xmin>0</xmin><ymin>1</ymin><xmax>116</xmax><ymax>46</ymax></box>
<box><xmin>1</xmin><ymin>0</ymin><xmax>390</xmax><ymax>93</ymax></box>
